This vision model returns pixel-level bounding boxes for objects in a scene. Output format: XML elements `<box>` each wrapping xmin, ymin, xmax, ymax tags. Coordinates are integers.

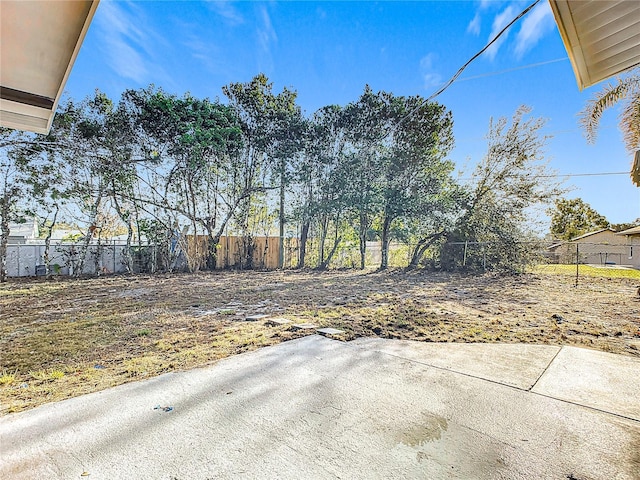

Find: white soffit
<box><xmin>0</xmin><ymin>0</ymin><xmax>99</xmax><ymax>134</ymax></box>
<box><xmin>549</xmin><ymin>0</ymin><xmax>640</xmax><ymax>90</ymax></box>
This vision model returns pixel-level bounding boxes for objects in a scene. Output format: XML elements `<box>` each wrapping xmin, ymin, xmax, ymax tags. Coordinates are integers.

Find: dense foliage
<box><xmin>0</xmin><ymin>76</ymin><xmax>564</xmax><ymax>279</ymax></box>
<box><xmin>549</xmin><ymin>198</ymin><xmax>610</xmax><ymax>240</ymax></box>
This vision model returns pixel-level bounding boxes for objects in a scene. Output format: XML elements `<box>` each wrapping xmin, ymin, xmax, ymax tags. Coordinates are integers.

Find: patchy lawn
<box><xmin>1</xmin><ymin>268</ymin><xmax>639</xmax><ymax>414</ymax></box>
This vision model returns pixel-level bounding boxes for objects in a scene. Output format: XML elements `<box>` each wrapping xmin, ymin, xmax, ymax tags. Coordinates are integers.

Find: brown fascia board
<box><xmin>0</xmin><ymin>86</ymin><xmax>54</xmax><ymax>110</ymax></box>
<box><xmin>0</xmin><ymin>1</ymin><xmax>100</xmax><ymax>134</ymax></box>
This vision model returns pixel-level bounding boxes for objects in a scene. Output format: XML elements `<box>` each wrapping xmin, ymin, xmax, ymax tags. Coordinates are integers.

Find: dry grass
<box><xmin>1</xmin><ymin>268</ymin><xmax>639</xmax><ymax>414</ymax></box>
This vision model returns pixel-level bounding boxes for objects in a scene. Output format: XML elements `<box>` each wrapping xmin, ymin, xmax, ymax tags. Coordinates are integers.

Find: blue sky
<box><xmin>65</xmin><ymin>0</ymin><xmax>640</xmax><ymax>226</ymax></box>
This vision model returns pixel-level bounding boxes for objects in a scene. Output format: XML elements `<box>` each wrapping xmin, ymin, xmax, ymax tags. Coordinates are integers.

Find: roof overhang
<box><xmin>616</xmin><ymin>225</ymin><xmax>640</xmax><ymax>236</ymax></box>
<box><xmin>549</xmin><ymin>0</ymin><xmax>640</xmax><ymax>90</ymax></box>
<box><xmin>0</xmin><ymin>0</ymin><xmax>99</xmax><ymax>134</ymax></box>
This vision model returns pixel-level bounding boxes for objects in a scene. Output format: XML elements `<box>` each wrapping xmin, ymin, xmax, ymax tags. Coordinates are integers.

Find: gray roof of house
<box><xmin>616</xmin><ymin>225</ymin><xmax>640</xmax><ymax>236</ymax></box>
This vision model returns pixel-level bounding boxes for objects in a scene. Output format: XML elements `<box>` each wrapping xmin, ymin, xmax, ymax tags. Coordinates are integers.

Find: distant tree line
<box><xmin>0</xmin><ymin>74</ymin><xmax>564</xmax><ymax>281</ymax></box>
<box><xmin>549</xmin><ymin>197</ymin><xmax>639</xmax><ymax>240</ymax></box>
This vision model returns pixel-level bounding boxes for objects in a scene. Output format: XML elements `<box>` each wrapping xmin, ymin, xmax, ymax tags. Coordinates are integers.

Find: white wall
<box><xmin>4</xmin><ymin>242</ymin><xmax>132</xmax><ymax>277</ymax></box>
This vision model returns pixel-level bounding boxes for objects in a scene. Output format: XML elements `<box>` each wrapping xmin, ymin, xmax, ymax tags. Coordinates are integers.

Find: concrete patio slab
<box><xmin>291</xmin><ymin>323</ymin><xmax>318</xmax><ymax>330</ymax></box>
<box><xmin>245</xmin><ymin>314</ymin><xmax>270</xmax><ymax>321</ymax></box>
<box><xmin>265</xmin><ymin>317</ymin><xmax>292</xmax><ymax>326</ymax></box>
<box><xmin>1</xmin><ymin>336</ymin><xmax>638</xmax><ymax>480</ymax></box>
<box><xmin>531</xmin><ymin>346</ymin><xmax>640</xmax><ymax>421</ymax></box>
<box><xmin>350</xmin><ymin>337</ymin><xmax>561</xmax><ymax>390</ymax></box>
<box><xmin>316</xmin><ymin>327</ymin><xmax>345</xmax><ymax>336</ymax></box>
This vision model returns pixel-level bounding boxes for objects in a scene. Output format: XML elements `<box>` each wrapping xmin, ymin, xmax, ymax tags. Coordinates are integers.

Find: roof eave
<box><xmin>0</xmin><ymin>0</ymin><xmax>100</xmax><ymax>134</ymax></box>
<box><xmin>548</xmin><ymin>0</ymin><xmax>589</xmax><ymax>90</ymax></box>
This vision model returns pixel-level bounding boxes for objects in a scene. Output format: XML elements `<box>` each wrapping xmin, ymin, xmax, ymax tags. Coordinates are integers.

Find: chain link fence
<box><xmin>5</xmin><ymin>242</ymin><xmax>135</xmax><ymax>277</ymax></box>
<box><xmin>4</xmin><ymin>239</ymin><xmax>639</xmax><ymax>278</ymax></box>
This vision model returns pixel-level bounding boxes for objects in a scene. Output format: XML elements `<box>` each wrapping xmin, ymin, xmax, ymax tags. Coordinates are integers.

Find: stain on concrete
<box><xmin>399</xmin><ymin>414</ymin><xmax>448</xmax><ymax>447</ymax></box>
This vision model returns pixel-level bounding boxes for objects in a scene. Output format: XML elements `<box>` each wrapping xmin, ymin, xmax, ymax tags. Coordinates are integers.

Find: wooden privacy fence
<box><xmin>186</xmin><ymin>235</ymin><xmax>300</xmax><ymax>270</ymax></box>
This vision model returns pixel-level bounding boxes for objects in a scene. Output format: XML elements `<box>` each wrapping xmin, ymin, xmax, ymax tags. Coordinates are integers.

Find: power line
<box><xmin>455</xmin><ymin>57</ymin><xmax>569</xmax><ymax>83</ymax></box>
<box><xmin>543</xmin><ymin>172</ymin><xmax>629</xmax><ymax>178</ymax></box>
<box><xmin>425</xmin><ymin>0</ymin><xmax>541</xmax><ymax>103</ymax></box>
<box><xmin>391</xmin><ymin>0</ymin><xmax>542</xmax><ymax>133</ymax></box>
<box><xmin>456</xmin><ymin>171</ymin><xmax>630</xmax><ymax>181</ymax></box>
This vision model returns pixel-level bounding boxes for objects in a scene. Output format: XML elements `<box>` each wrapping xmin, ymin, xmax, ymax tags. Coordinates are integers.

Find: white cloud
<box><xmin>207</xmin><ymin>1</ymin><xmax>244</xmax><ymax>26</ymax></box>
<box><xmin>257</xmin><ymin>5</ymin><xmax>278</xmax><ymax>52</ymax></box>
<box><xmin>484</xmin><ymin>5</ymin><xmax>516</xmax><ymax>61</ymax></box>
<box><xmin>467</xmin><ymin>12</ymin><xmax>481</xmax><ymax>35</ymax></box>
<box><xmin>95</xmin><ymin>0</ymin><xmax>169</xmax><ymax>84</ymax></box>
<box><xmin>467</xmin><ymin>0</ymin><xmax>506</xmax><ymax>36</ymax></box>
<box><xmin>420</xmin><ymin>53</ymin><xmax>442</xmax><ymax>89</ymax></box>
<box><xmin>184</xmin><ymin>35</ymin><xmax>222</xmax><ymax>74</ymax></box>
<box><xmin>514</xmin><ymin>2</ymin><xmax>555</xmax><ymax>59</ymax></box>
<box><xmin>255</xmin><ymin>5</ymin><xmax>277</xmax><ymax>72</ymax></box>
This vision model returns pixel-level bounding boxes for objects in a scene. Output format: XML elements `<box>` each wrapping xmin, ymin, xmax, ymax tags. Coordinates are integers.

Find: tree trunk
<box><xmin>380</xmin><ymin>215</ymin><xmax>392</xmax><ymax>270</ymax></box>
<box><xmin>206</xmin><ymin>230</ymin><xmax>219</xmax><ymax>271</ymax></box>
<box><xmin>278</xmin><ymin>162</ymin><xmax>285</xmax><ymax>269</ymax></box>
<box><xmin>123</xmin><ymin>222</ymin><xmax>134</xmax><ymax>273</ymax></box>
<box><xmin>319</xmin><ymin>235</ymin><xmax>341</xmax><ymax>270</ymax></box>
<box><xmin>74</xmin><ymin>191</ymin><xmax>103</xmax><ymax>278</ymax></box>
<box><xmin>358</xmin><ymin>212</ymin><xmax>368</xmax><ymax>270</ymax></box>
<box><xmin>111</xmin><ymin>188</ymin><xmax>134</xmax><ymax>273</ymax></box>
<box><xmin>0</xmin><ymin>202</ymin><xmax>9</xmax><ymax>283</ymax></box>
<box><xmin>318</xmin><ymin>214</ymin><xmax>328</xmax><ymax>267</ymax></box>
<box><xmin>204</xmin><ymin>198</ymin><xmax>239</xmax><ymax>271</ymax></box>
<box><xmin>44</xmin><ymin>205</ymin><xmax>59</xmax><ymax>279</ymax></box>
<box><xmin>93</xmin><ymin>231</ymin><xmax>103</xmax><ymax>275</ymax></box>
<box><xmin>408</xmin><ymin>231</ymin><xmax>445</xmax><ymax>269</ymax></box>
<box><xmin>298</xmin><ymin>221</ymin><xmax>310</xmax><ymax>269</ymax></box>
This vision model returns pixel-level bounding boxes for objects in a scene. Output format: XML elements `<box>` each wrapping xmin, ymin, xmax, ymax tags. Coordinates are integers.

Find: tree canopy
<box><xmin>0</xmin><ymin>76</ymin><xmax>571</xmax><ymax>278</ymax></box>
<box><xmin>549</xmin><ymin>198</ymin><xmax>609</xmax><ymax>240</ymax></box>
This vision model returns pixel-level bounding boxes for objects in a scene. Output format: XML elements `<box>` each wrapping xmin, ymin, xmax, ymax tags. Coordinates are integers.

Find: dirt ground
<box><xmin>1</xmin><ymin>269</ymin><xmax>639</xmax><ymax>414</ymax></box>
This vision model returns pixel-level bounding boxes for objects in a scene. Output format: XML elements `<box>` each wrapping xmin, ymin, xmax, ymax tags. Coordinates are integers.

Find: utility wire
<box><xmin>424</xmin><ymin>0</ymin><xmax>541</xmax><ymax>103</ymax></box>
<box><xmin>390</xmin><ymin>0</ymin><xmax>542</xmax><ymax>133</ymax></box>
<box><xmin>456</xmin><ymin>171</ymin><xmax>630</xmax><ymax>182</ymax></box>
<box><xmin>455</xmin><ymin>57</ymin><xmax>568</xmax><ymax>83</ymax></box>
<box><xmin>540</xmin><ymin>172</ymin><xmax>629</xmax><ymax>178</ymax></box>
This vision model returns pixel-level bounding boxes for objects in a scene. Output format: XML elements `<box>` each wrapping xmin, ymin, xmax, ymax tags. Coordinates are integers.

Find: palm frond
<box><xmin>620</xmin><ymin>90</ymin><xmax>640</xmax><ymax>152</ymax></box>
<box><xmin>579</xmin><ymin>79</ymin><xmax>636</xmax><ymax>143</ymax></box>
<box><xmin>632</xmin><ymin>150</ymin><xmax>640</xmax><ymax>187</ymax></box>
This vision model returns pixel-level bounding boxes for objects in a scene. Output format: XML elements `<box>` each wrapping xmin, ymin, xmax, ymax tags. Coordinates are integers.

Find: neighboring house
<box><xmin>547</xmin><ymin>228</ymin><xmax>636</xmax><ymax>266</ymax></box>
<box><xmin>616</xmin><ymin>226</ymin><xmax>640</xmax><ymax>268</ymax></box>
<box><xmin>49</xmin><ymin>227</ymin><xmax>84</xmax><ymax>242</ymax></box>
<box><xmin>7</xmin><ymin>218</ymin><xmax>39</xmax><ymax>244</ymax></box>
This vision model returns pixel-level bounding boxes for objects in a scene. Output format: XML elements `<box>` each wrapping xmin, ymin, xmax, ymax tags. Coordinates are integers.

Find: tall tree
<box><xmin>377</xmin><ymin>93</ymin><xmax>454</xmax><ymax>269</ymax></box>
<box><xmin>124</xmin><ymin>86</ymin><xmax>243</xmax><ymax>271</ymax></box>
<box><xmin>294</xmin><ymin>105</ymin><xmax>349</xmax><ymax>269</ymax></box>
<box><xmin>444</xmin><ymin>106</ymin><xmax>565</xmax><ymax>272</ymax></box>
<box><xmin>45</xmin><ymin>92</ymin><xmax>139</xmax><ymax>276</ymax></box>
<box><xmin>549</xmin><ymin>198</ymin><xmax>609</xmax><ymax>240</ymax></box>
<box><xmin>0</xmin><ymin>128</ymin><xmax>32</xmax><ymax>282</ymax></box>
<box><xmin>222</xmin><ymin>74</ymin><xmax>303</xmax><ymax>269</ymax></box>
<box><xmin>342</xmin><ymin>86</ymin><xmax>388</xmax><ymax>269</ymax></box>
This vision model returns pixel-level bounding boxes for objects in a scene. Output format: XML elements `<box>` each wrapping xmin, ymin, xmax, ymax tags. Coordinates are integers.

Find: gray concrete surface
<box><xmin>532</xmin><ymin>346</ymin><xmax>640</xmax><ymax>421</ymax></box>
<box><xmin>349</xmin><ymin>338</ymin><xmax>561</xmax><ymax>390</ymax></box>
<box><xmin>1</xmin><ymin>336</ymin><xmax>639</xmax><ymax>479</ymax></box>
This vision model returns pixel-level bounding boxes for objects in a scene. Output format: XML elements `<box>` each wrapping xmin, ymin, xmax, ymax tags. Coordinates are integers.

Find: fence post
<box><xmin>463</xmin><ymin>241</ymin><xmax>468</xmax><ymax>267</ymax></box>
<box><xmin>575</xmin><ymin>243</ymin><xmax>579</xmax><ymax>287</ymax></box>
<box><xmin>483</xmin><ymin>245</ymin><xmax>486</xmax><ymax>271</ymax></box>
